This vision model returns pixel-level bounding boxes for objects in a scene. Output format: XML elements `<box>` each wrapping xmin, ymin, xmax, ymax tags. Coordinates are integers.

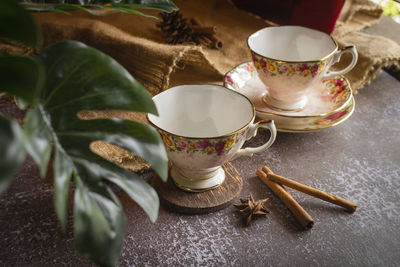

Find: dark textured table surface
<box><xmin>1</xmin><ymin>71</ymin><xmax>400</xmax><ymax>267</ymax></box>
<box><xmin>2</xmin><ymin>21</ymin><xmax>400</xmax><ymax>267</ymax></box>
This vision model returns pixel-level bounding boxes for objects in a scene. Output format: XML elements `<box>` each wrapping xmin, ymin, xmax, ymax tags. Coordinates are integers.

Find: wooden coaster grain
<box><xmin>151</xmin><ymin>162</ymin><xmax>243</xmax><ymax>214</ymax></box>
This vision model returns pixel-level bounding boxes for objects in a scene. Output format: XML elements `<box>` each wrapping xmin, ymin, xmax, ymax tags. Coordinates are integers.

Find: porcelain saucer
<box><xmin>224</xmin><ymin>62</ymin><xmax>355</xmax><ymax>132</ymax></box>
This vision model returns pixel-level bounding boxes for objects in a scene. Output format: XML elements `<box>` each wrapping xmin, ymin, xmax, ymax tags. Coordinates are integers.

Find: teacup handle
<box><xmin>231</xmin><ymin>119</ymin><xmax>276</xmax><ymax>160</ymax></box>
<box><xmin>323</xmin><ymin>46</ymin><xmax>358</xmax><ymax>79</ymax></box>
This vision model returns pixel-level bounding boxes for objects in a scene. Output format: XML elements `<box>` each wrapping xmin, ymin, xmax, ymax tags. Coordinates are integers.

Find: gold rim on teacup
<box><xmin>246</xmin><ymin>26</ymin><xmax>339</xmax><ymax>64</ymax></box>
<box><xmin>146</xmin><ymin>84</ymin><xmax>256</xmax><ymax>140</ymax></box>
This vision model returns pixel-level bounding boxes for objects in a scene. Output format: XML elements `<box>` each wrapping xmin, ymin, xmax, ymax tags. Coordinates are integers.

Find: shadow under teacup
<box><xmin>248</xmin><ymin>25</ymin><xmax>358</xmax><ymax>111</ymax></box>
<box><xmin>147</xmin><ymin>84</ymin><xmax>277</xmax><ymax>192</ymax></box>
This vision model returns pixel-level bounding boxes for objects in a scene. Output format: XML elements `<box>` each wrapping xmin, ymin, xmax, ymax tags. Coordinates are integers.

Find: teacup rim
<box><xmin>247</xmin><ymin>25</ymin><xmax>339</xmax><ymax>63</ymax></box>
<box><xmin>147</xmin><ymin>84</ymin><xmax>256</xmax><ymax>140</ymax></box>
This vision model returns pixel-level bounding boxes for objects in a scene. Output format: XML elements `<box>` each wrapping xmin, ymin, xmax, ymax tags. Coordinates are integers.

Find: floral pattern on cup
<box><xmin>250</xmin><ymin>52</ymin><xmax>326</xmax><ymax>78</ymax></box>
<box><xmin>225</xmin><ymin>63</ymin><xmax>257</xmax><ymax>89</ymax></box>
<box><xmin>160</xmin><ymin>129</ymin><xmax>246</xmax><ymax>157</ymax></box>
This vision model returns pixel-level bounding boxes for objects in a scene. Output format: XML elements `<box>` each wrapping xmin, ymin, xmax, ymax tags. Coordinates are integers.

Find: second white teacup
<box><xmin>248</xmin><ymin>25</ymin><xmax>358</xmax><ymax>111</ymax></box>
<box><xmin>147</xmin><ymin>84</ymin><xmax>276</xmax><ymax>192</ymax></box>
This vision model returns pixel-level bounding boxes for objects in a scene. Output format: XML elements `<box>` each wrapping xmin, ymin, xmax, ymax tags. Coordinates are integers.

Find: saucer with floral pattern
<box><xmin>224</xmin><ymin>62</ymin><xmax>355</xmax><ymax>132</ymax></box>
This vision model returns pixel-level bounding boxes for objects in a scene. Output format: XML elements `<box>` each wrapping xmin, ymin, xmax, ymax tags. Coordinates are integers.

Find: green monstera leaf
<box><xmin>0</xmin><ymin>0</ymin><xmax>41</xmax><ymax>46</ymax></box>
<box><xmin>0</xmin><ymin>55</ymin><xmax>44</xmax><ymax>106</ymax></box>
<box><xmin>0</xmin><ymin>0</ymin><xmax>42</xmax><ymax>194</ymax></box>
<box><xmin>21</xmin><ymin>41</ymin><xmax>168</xmax><ymax>266</ymax></box>
<box><xmin>1</xmin><ymin>1</ymin><xmax>172</xmax><ymax>265</ymax></box>
<box><xmin>0</xmin><ymin>115</ymin><xmax>26</xmax><ymax>195</ymax></box>
<box><xmin>0</xmin><ymin>0</ymin><xmax>44</xmax><ymax>106</ymax></box>
<box><xmin>19</xmin><ymin>0</ymin><xmax>178</xmax><ymax>16</ymax></box>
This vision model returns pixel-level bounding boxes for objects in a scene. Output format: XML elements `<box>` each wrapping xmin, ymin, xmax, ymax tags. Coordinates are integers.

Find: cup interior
<box><xmin>148</xmin><ymin>85</ymin><xmax>254</xmax><ymax>138</ymax></box>
<box><xmin>248</xmin><ymin>26</ymin><xmax>337</xmax><ymax>62</ymax></box>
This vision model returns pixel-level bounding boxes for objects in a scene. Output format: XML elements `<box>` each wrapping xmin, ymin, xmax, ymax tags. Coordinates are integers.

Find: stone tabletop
<box><xmin>1</xmin><ymin>69</ymin><xmax>400</xmax><ymax>266</ymax></box>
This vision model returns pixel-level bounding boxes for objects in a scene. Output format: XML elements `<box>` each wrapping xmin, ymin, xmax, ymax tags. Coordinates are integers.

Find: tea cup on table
<box><xmin>147</xmin><ymin>84</ymin><xmax>277</xmax><ymax>192</ymax></box>
<box><xmin>248</xmin><ymin>25</ymin><xmax>358</xmax><ymax>111</ymax></box>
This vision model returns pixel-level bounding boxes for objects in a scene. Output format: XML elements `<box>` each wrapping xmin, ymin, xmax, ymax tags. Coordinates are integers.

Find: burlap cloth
<box><xmin>333</xmin><ymin>0</ymin><xmax>400</xmax><ymax>90</ymax></box>
<box><xmin>4</xmin><ymin>0</ymin><xmax>400</xmax><ymax>172</ymax></box>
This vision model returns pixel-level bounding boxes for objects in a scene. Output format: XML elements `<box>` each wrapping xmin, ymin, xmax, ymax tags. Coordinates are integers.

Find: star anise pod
<box><xmin>234</xmin><ymin>195</ymin><xmax>270</xmax><ymax>226</ymax></box>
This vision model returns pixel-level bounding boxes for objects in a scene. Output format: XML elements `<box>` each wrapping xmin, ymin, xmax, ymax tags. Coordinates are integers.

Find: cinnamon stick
<box><xmin>191</xmin><ymin>25</ymin><xmax>216</xmax><ymax>35</ymax></box>
<box><xmin>256</xmin><ymin>169</ymin><xmax>314</xmax><ymax>230</ymax></box>
<box><xmin>193</xmin><ymin>35</ymin><xmax>212</xmax><ymax>47</ymax></box>
<box><xmin>190</xmin><ymin>18</ymin><xmax>222</xmax><ymax>48</ymax></box>
<box><xmin>189</xmin><ymin>18</ymin><xmax>200</xmax><ymax>26</ymax></box>
<box><xmin>263</xmin><ymin>166</ymin><xmax>357</xmax><ymax>212</ymax></box>
<box><xmin>206</xmin><ymin>34</ymin><xmax>223</xmax><ymax>49</ymax></box>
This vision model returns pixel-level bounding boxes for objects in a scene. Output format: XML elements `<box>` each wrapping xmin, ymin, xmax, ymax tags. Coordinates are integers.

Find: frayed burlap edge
<box><xmin>335</xmin><ymin>0</ymin><xmax>383</xmax><ymax>37</ymax></box>
<box><xmin>332</xmin><ymin>0</ymin><xmax>400</xmax><ymax>93</ymax></box>
<box><xmin>336</xmin><ymin>31</ymin><xmax>400</xmax><ymax>93</ymax></box>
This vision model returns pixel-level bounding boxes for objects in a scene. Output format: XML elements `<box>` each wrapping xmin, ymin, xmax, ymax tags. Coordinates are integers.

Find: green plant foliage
<box><xmin>0</xmin><ymin>0</ymin><xmax>42</xmax><ymax>194</ymax></box>
<box><xmin>0</xmin><ymin>115</ymin><xmax>26</xmax><ymax>195</ymax></box>
<box><xmin>19</xmin><ymin>0</ymin><xmax>178</xmax><ymax>16</ymax></box>
<box><xmin>0</xmin><ymin>0</ymin><xmax>44</xmax><ymax>106</ymax></box>
<box><xmin>73</xmin><ymin>174</ymin><xmax>126</xmax><ymax>266</ymax></box>
<box><xmin>0</xmin><ymin>55</ymin><xmax>44</xmax><ymax>106</ymax></box>
<box><xmin>1</xmin><ymin>0</ymin><xmax>173</xmax><ymax>265</ymax></box>
<box><xmin>19</xmin><ymin>40</ymin><xmax>168</xmax><ymax>266</ymax></box>
<box><xmin>0</xmin><ymin>0</ymin><xmax>41</xmax><ymax>46</ymax></box>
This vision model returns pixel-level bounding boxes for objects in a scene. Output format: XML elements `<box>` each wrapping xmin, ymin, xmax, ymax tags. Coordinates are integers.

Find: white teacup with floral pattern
<box><xmin>147</xmin><ymin>84</ymin><xmax>276</xmax><ymax>192</ymax></box>
<box><xmin>248</xmin><ymin>25</ymin><xmax>358</xmax><ymax>111</ymax></box>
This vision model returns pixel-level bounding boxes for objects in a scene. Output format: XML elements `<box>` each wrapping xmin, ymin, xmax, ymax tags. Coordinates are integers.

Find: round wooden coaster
<box><xmin>151</xmin><ymin>162</ymin><xmax>243</xmax><ymax>214</ymax></box>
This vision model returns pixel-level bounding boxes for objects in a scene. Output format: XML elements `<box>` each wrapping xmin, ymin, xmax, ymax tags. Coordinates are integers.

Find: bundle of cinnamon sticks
<box><xmin>157</xmin><ymin>11</ymin><xmax>222</xmax><ymax>49</ymax></box>
<box><xmin>256</xmin><ymin>166</ymin><xmax>357</xmax><ymax>230</ymax></box>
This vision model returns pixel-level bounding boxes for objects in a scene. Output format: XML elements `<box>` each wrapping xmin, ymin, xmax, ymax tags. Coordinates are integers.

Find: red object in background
<box><xmin>232</xmin><ymin>0</ymin><xmax>345</xmax><ymax>34</ymax></box>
